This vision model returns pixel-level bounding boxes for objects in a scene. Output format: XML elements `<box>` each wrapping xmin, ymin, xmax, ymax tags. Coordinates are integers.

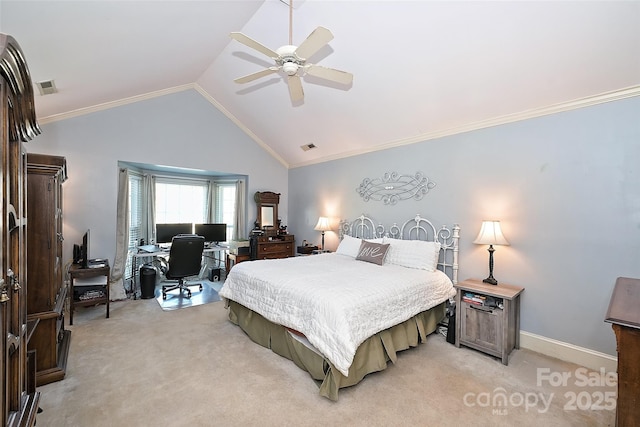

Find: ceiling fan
<box><xmin>229</xmin><ymin>0</ymin><xmax>353</xmax><ymax>103</ymax></box>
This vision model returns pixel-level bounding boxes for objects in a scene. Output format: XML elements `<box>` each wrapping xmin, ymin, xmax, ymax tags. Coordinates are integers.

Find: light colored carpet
<box><xmin>35</xmin><ymin>298</ymin><xmax>615</xmax><ymax>426</ymax></box>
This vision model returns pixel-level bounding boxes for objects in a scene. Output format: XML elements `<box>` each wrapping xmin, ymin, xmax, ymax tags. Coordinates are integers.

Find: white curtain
<box><xmin>110</xmin><ymin>168</ymin><xmax>129</xmax><ymax>300</ymax></box>
<box><xmin>234</xmin><ymin>178</ymin><xmax>246</xmax><ymax>240</ymax></box>
<box><xmin>206</xmin><ymin>180</ymin><xmax>216</xmax><ymax>223</ymax></box>
<box><xmin>144</xmin><ymin>174</ymin><xmax>156</xmax><ymax>242</ymax></box>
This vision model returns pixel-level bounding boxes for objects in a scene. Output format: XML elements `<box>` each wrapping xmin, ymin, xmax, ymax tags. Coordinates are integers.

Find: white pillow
<box><xmin>383</xmin><ymin>237</ymin><xmax>441</xmax><ymax>271</ymax></box>
<box><xmin>336</xmin><ymin>235</ymin><xmax>385</xmax><ymax>258</ymax></box>
<box><xmin>336</xmin><ymin>235</ymin><xmax>363</xmax><ymax>258</ymax></box>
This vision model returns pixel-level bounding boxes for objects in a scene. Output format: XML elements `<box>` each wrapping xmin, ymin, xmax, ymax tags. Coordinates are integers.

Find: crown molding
<box><xmin>36</xmin><ymin>82</ymin><xmax>639</xmax><ymax>170</ymax></box>
<box><xmin>37</xmin><ymin>82</ymin><xmax>290</xmax><ymax>168</ymax></box>
<box><xmin>37</xmin><ymin>84</ymin><xmax>194</xmax><ymax>125</ymax></box>
<box><xmin>289</xmin><ymin>85</ymin><xmax>640</xmax><ymax>169</ymax></box>
<box><xmin>192</xmin><ymin>84</ymin><xmax>289</xmax><ymax>168</ymax></box>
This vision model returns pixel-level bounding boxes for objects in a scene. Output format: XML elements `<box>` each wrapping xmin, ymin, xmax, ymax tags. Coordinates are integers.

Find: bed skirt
<box><xmin>226</xmin><ymin>300</ymin><xmax>446</xmax><ymax>401</ymax></box>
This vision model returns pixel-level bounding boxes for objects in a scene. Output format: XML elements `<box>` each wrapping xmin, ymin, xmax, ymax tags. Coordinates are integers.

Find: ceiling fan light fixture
<box><xmin>282</xmin><ymin>62</ymin><xmax>299</xmax><ymax>76</ymax></box>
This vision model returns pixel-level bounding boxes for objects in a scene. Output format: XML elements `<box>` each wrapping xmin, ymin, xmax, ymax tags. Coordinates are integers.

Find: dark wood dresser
<box><xmin>605</xmin><ymin>277</ymin><xmax>640</xmax><ymax>427</ymax></box>
<box><xmin>250</xmin><ymin>234</ymin><xmax>295</xmax><ymax>260</ymax></box>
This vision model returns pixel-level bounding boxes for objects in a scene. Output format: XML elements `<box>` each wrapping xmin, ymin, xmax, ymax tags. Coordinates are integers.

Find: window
<box><xmin>155</xmin><ymin>178</ymin><xmax>208</xmax><ymax>226</ymax></box>
<box><xmin>215</xmin><ymin>182</ymin><xmax>236</xmax><ymax>242</ymax></box>
<box><xmin>124</xmin><ymin>172</ymin><xmax>239</xmax><ymax>284</ymax></box>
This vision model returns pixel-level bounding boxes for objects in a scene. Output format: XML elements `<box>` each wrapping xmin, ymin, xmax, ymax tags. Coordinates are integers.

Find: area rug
<box><xmin>155</xmin><ymin>279</ymin><xmax>222</xmax><ymax>311</ymax></box>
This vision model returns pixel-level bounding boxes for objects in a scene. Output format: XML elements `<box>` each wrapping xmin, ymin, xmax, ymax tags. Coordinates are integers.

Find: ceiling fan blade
<box><xmin>295</xmin><ymin>26</ymin><xmax>333</xmax><ymax>60</ymax></box>
<box><xmin>234</xmin><ymin>67</ymin><xmax>279</xmax><ymax>84</ymax></box>
<box><xmin>305</xmin><ymin>65</ymin><xmax>353</xmax><ymax>85</ymax></box>
<box><xmin>287</xmin><ymin>75</ymin><xmax>304</xmax><ymax>102</ymax></box>
<box><xmin>229</xmin><ymin>32</ymin><xmax>279</xmax><ymax>59</ymax></box>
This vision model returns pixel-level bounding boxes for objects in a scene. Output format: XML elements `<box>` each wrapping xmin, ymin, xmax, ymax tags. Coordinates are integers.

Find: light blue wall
<box><xmin>26</xmin><ymin>85</ymin><xmax>639</xmax><ymax>357</ymax></box>
<box><xmin>27</xmin><ymin>89</ymin><xmax>288</xmax><ymax>269</ymax></box>
<box><xmin>288</xmin><ymin>96</ymin><xmax>640</xmax><ymax>357</ymax></box>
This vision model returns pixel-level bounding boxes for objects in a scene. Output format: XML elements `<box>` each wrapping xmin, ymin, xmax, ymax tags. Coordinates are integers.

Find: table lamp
<box><xmin>473</xmin><ymin>220</ymin><xmax>509</xmax><ymax>285</ymax></box>
<box><xmin>314</xmin><ymin>217</ymin><xmax>331</xmax><ymax>251</ymax></box>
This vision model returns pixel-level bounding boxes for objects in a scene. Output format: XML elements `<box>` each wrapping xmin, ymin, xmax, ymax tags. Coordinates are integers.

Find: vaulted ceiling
<box><xmin>2</xmin><ymin>1</ymin><xmax>639</xmax><ymax>168</ymax></box>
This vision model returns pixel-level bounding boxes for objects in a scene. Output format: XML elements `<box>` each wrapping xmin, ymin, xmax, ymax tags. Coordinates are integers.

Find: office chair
<box><xmin>161</xmin><ymin>234</ymin><xmax>205</xmax><ymax>300</ymax></box>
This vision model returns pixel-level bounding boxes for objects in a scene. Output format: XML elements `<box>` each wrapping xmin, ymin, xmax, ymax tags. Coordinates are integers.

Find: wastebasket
<box><xmin>140</xmin><ymin>264</ymin><xmax>156</xmax><ymax>299</ymax></box>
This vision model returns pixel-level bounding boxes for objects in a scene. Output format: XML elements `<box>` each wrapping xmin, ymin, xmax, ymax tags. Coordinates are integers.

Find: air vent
<box><xmin>300</xmin><ymin>143</ymin><xmax>316</xmax><ymax>152</ymax></box>
<box><xmin>36</xmin><ymin>80</ymin><xmax>58</xmax><ymax>96</ymax></box>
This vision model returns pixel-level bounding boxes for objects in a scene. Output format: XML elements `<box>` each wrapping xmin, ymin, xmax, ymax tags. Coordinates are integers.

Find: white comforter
<box><xmin>219</xmin><ymin>253</ymin><xmax>456</xmax><ymax>377</ymax></box>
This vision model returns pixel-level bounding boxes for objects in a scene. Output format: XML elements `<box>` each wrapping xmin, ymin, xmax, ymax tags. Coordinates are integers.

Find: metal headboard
<box><xmin>340</xmin><ymin>214</ymin><xmax>384</xmax><ymax>239</ymax></box>
<box><xmin>340</xmin><ymin>214</ymin><xmax>459</xmax><ymax>284</ymax></box>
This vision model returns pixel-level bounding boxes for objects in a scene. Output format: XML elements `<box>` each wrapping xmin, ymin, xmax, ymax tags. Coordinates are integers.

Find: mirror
<box><xmin>254</xmin><ymin>191</ymin><xmax>280</xmax><ymax>232</ymax></box>
<box><xmin>261</xmin><ymin>206</ymin><xmax>275</xmax><ymax>227</ymax></box>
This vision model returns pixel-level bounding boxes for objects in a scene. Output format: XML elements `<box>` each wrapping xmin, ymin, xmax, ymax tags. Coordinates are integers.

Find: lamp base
<box><xmin>483</xmin><ymin>245</ymin><xmax>498</xmax><ymax>285</ymax></box>
<box><xmin>483</xmin><ymin>276</ymin><xmax>498</xmax><ymax>286</ymax></box>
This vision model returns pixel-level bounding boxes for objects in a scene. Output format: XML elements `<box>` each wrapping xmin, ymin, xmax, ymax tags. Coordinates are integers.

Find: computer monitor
<box><xmin>155</xmin><ymin>223</ymin><xmax>192</xmax><ymax>244</ymax></box>
<box><xmin>194</xmin><ymin>223</ymin><xmax>227</xmax><ymax>244</ymax></box>
<box><xmin>81</xmin><ymin>229</ymin><xmax>90</xmax><ymax>268</ymax></box>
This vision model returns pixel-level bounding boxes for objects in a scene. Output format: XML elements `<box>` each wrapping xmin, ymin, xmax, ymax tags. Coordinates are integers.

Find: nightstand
<box><xmin>296</xmin><ymin>245</ymin><xmax>318</xmax><ymax>256</ymax></box>
<box><xmin>454</xmin><ymin>278</ymin><xmax>524</xmax><ymax>365</ymax></box>
<box><xmin>226</xmin><ymin>253</ymin><xmax>250</xmax><ymax>272</ymax></box>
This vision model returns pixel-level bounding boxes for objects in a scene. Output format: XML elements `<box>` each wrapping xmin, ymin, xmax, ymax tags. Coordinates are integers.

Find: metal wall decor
<box><xmin>356</xmin><ymin>171</ymin><xmax>436</xmax><ymax>205</ymax></box>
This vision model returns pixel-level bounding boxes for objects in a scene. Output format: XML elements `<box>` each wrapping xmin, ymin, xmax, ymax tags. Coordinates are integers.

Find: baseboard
<box><xmin>520</xmin><ymin>331</ymin><xmax>617</xmax><ymax>373</ymax></box>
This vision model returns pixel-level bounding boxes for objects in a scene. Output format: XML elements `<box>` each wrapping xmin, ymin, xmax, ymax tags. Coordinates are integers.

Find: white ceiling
<box><xmin>2</xmin><ymin>1</ymin><xmax>639</xmax><ymax>168</ymax></box>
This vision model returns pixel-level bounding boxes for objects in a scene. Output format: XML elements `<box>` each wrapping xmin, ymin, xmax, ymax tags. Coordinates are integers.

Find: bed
<box><xmin>219</xmin><ymin>214</ymin><xmax>460</xmax><ymax>400</ymax></box>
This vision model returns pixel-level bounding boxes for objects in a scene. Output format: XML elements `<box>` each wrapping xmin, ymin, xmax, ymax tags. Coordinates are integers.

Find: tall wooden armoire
<box><xmin>0</xmin><ymin>34</ymin><xmax>41</xmax><ymax>426</ymax></box>
<box><xmin>26</xmin><ymin>154</ymin><xmax>70</xmax><ymax>386</ymax></box>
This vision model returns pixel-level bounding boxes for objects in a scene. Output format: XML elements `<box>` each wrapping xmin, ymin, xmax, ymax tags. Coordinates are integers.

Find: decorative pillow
<box><xmin>355</xmin><ymin>241</ymin><xmax>390</xmax><ymax>266</ymax></box>
<box><xmin>336</xmin><ymin>235</ymin><xmax>385</xmax><ymax>258</ymax></box>
<box><xmin>335</xmin><ymin>235</ymin><xmax>362</xmax><ymax>258</ymax></box>
<box><xmin>383</xmin><ymin>238</ymin><xmax>441</xmax><ymax>271</ymax></box>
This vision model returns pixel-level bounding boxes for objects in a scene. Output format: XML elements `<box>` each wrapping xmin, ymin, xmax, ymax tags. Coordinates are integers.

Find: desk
<box><xmin>202</xmin><ymin>245</ymin><xmax>228</xmax><ymax>276</ymax></box>
<box><xmin>131</xmin><ymin>245</ymin><xmax>228</xmax><ymax>298</ymax></box>
<box><xmin>69</xmin><ymin>263</ymin><xmax>110</xmax><ymax>325</ymax></box>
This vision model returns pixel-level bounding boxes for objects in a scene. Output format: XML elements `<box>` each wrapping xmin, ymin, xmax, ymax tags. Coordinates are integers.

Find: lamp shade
<box><xmin>314</xmin><ymin>216</ymin><xmax>332</xmax><ymax>232</ymax></box>
<box><xmin>473</xmin><ymin>220</ymin><xmax>510</xmax><ymax>246</ymax></box>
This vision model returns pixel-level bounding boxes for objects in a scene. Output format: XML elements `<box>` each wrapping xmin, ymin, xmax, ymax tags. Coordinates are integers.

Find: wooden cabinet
<box><xmin>26</xmin><ymin>153</ymin><xmax>70</xmax><ymax>386</ymax></box>
<box><xmin>605</xmin><ymin>277</ymin><xmax>640</xmax><ymax>427</ymax></box>
<box><xmin>0</xmin><ymin>33</ymin><xmax>41</xmax><ymax>427</ymax></box>
<box><xmin>250</xmin><ymin>234</ymin><xmax>295</xmax><ymax>260</ymax></box>
<box><xmin>455</xmin><ymin>278</ymin><xmax>524</xmax><ymax>365</ymax></box>
<box><xmin>226</xmin><ymin>253</ymin><xmax>250</xmax><ymax>272</ymax></box>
